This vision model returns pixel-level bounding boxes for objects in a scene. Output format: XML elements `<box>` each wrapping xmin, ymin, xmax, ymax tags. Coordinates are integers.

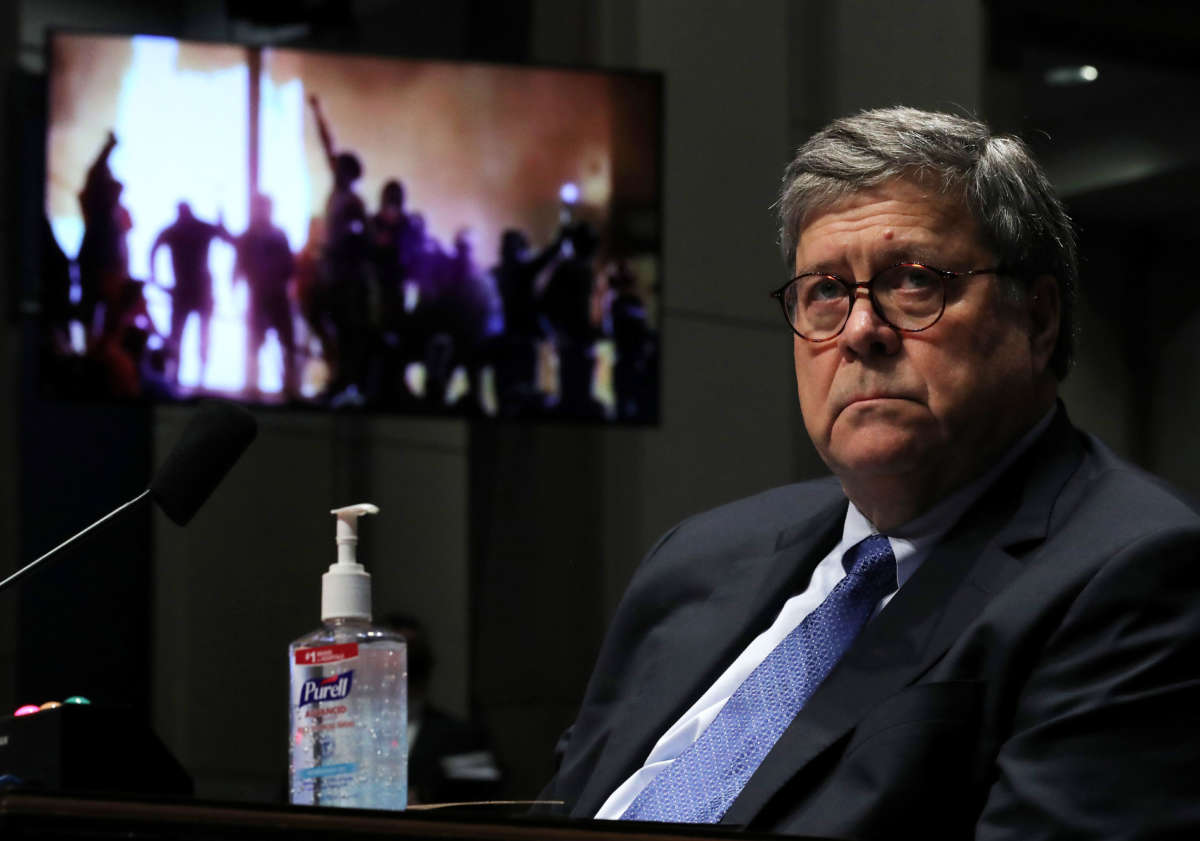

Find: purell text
<box><xmin>298</xmin><ymin>670</ymin><xmax>354</xmax><ymax>707</ymax></box>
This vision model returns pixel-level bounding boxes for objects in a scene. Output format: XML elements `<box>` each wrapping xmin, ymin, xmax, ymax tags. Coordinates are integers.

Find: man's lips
<box><xmin>835</xmin><ymin>393</ymin><xmax>920</xmax><ymax>415</ymax></box>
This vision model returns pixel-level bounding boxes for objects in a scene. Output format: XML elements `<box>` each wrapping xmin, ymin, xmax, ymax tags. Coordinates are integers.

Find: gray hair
<box><xmin>778</xmin><ymin>106</ymin><xmax>1077</xmax><ymax>379</ymax></box>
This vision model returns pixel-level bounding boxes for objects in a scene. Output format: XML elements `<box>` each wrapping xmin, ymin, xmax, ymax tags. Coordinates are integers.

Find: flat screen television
<box><xmin>41</xmin><ymin>32</ymin><xmax>662</xmax><ymax>423</ymax></box>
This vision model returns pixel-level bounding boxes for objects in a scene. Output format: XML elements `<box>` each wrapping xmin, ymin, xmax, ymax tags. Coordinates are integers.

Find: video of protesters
<box><xmin>42</xmin><ymin>33</ymin><xmax>662</xmax><ymax>422</ymax></box>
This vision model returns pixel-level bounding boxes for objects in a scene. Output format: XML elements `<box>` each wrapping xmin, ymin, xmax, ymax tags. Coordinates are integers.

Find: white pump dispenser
<box><xmin>322</xmin><ymin>503</ymin><xmax>378</xmax><ymax>621</ymax></box>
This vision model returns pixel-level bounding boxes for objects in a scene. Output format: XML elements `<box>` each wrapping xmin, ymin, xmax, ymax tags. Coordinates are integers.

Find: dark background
<box><xmin>2</xmin><ymin>0</ymin><xmax>1198</xmax><ymax>807</ymax></box>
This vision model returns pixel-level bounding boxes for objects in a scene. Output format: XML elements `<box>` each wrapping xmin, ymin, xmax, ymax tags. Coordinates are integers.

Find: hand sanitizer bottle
<box><xmin>289</xmin><ymin>503</ymin><xmax>407</xmax><ymax>810</ymax></box>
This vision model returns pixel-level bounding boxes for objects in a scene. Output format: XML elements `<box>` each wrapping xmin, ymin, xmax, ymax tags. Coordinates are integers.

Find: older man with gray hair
<box><xmin>542</xmin><ymin>107</ymin><xmax>1200</xmax><ymax>838</ymax></box>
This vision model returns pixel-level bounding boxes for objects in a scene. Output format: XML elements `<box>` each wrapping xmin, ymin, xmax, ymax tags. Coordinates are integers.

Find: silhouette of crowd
<box><xmin>41</xmin><ymin>130</ymin><xmax>166</xmax><ymax>400</ymax></box>
<box><xmin>42</xmin><ymin>109</ymin><xmax>659</xmax><ymax>422</ymax></box>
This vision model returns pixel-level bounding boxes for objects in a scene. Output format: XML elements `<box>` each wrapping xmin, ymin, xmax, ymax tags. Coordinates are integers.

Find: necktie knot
<box><xmin>843</xmin><ymin>534</ymin><xmax>897</xmax><ymax>599</ymax></box>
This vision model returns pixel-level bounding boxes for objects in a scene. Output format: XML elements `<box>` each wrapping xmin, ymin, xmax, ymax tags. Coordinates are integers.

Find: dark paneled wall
<box><xmin>1</xmin><ymin>0</ymin><xmax>21</xmax><ymax>712</ymax></box>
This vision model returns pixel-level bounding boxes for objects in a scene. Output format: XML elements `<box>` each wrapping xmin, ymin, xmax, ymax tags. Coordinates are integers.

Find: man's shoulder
<box><xmin>646</xmin><ymin>477</ymin><xmax>844</xmax><ymax>563</ymax></box>
<box><xmin>685</xmin><ymin>477</ymin><xmax>844</xmax><ymax>530</ymax></box>
<box><xmin>1066</xmin><ymin>430</ymin><xmax>1200</xmax><ymax>535</ymax></box>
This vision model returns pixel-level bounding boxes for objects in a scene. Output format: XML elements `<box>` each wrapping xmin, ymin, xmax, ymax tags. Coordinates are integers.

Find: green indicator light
<box><xmin>63</xmin><ymin>696</ymin><xmax>91</xmax><ymax>705</ymax></box>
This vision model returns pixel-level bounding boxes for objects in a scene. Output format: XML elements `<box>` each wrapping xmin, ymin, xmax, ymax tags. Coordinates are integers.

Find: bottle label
<box><xmin>294</xmin><ymin>643</ymin><xmax>358</xmax><ymax>666</ymax></box>
<box><xmin>297</xmin><ymin>670</ymin><xmax>354</xmax><ymax>707</ymax></box>
<box><xmin>289</xmin><ymin>639</ymin><xmax>407</xmax><ymax>810</ymax></box>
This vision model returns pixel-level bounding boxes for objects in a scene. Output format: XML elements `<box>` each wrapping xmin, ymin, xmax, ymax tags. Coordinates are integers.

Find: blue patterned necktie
<box><xmin>620</xmin><ymin>534</ymin><xmax>898</xmax><ymax>823</ymax></box>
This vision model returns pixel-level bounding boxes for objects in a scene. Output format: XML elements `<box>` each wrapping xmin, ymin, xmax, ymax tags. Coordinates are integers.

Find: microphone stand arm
<box><xmin>0</xmin><ymin>489</ymin><xmax>151</xmax><ymax>594</ymax></box>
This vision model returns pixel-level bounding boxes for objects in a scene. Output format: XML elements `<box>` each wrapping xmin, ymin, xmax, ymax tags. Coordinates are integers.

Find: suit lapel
<box><xmin>724</xmin><ymin>409</ymin><xmax>1086</xmax><ymax>825</ymax></box>
<box><xmin>574</xmin><ymin>491</ymin><xmax>847</xmax><ymax>816</ymax></box>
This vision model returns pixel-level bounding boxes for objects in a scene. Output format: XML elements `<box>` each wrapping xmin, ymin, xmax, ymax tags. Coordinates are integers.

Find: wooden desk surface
<box><xmin>0</xmin><ymin>791</ymin><xmax>842</xmax><ymax>841</ymax></box>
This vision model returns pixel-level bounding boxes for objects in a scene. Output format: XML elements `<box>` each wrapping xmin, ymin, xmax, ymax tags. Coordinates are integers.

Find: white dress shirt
<box><xmin>595</xmin><ymin>410</ymin><xmax>1055</xmax><ymax>819</ymax></box>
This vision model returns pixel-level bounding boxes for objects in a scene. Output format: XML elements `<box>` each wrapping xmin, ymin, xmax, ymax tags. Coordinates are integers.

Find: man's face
<box><xmin>791</xmin><ymin>178</ymin><xmax>1055</xmax><ymax>519</ymax></box>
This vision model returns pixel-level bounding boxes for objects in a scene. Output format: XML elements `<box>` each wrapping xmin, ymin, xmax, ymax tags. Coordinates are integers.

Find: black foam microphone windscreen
<box><xmin>149</xmin><ymin>401</ymin><xmax>258</xmax><ymax>526</ymax></box>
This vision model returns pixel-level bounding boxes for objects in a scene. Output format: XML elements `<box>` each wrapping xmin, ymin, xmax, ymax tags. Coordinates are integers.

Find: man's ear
<box><xmin>1027</xmin><ymin>274</ymin><xmax>1060</xmax><ymax>376</ymax></box>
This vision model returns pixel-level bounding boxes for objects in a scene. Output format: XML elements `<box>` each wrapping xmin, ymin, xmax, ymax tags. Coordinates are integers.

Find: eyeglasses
<box><xmin>769</xmin><ymin>262</ymin><xmax>1001</xmax><ymax>342</ymax></box>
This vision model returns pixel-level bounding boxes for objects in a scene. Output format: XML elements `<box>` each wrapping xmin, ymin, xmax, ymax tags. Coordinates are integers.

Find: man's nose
<box><xmin>839</xmin><ymin>289</ymin><xmax>901</xmax><ymax>357</ymax></box>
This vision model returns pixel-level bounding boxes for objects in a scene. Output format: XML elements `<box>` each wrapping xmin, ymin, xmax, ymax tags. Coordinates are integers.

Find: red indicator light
<box><xmin>14</xmin><ymin>704</ymin><xmax>40</xmax><ymax>717</ymax></box>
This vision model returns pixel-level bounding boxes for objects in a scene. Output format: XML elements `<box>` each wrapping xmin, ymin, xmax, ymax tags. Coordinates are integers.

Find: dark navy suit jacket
<box><xmin>543</xmin><ymin>409</ymin><xmax>1200</xmax><ymax>838</ymax></box>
